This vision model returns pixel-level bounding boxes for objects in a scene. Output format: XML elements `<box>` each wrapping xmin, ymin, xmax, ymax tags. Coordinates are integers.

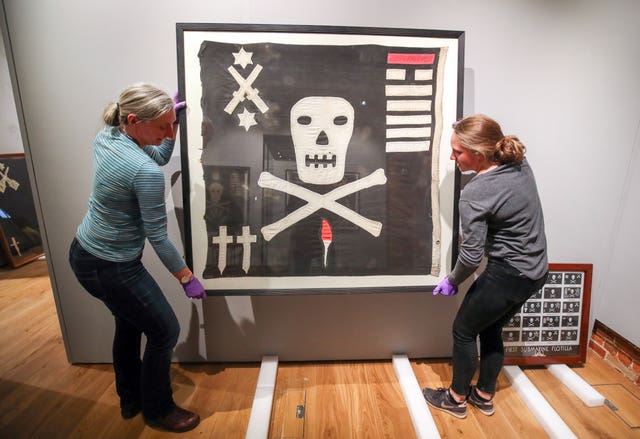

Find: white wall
<box><xmin>0</xmin><ymin>29</ymin><xmax>22</xmax><ymax>152</ymax></box>
<box><xmin>2</xmin><ymin>0</ymin><xmax>639</xmax><ymax>362</ymax></box>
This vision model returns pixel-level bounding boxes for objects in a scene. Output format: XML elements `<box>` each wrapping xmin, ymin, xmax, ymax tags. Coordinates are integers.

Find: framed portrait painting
<box><xmin>176</xmin><ymin>23</ymin><xmax>464</xmax><ymax>295</ymax></box>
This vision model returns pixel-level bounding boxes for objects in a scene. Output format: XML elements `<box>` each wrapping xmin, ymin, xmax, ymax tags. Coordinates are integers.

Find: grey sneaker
<box><xmin>467</xmin><ymin>386</ymin><xmax>494</xmax><ymax>415</ymax></box>
<box><xmin>422</xmin><ymin>387</ymin><xmax>467</xmax><ymax>419</ymax></box>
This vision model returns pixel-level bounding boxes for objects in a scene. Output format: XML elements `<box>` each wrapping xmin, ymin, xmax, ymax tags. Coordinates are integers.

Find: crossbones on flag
<box><xmin>197</xmin><ymin>39</ymin><xmax>446</xmax><ymax>281</ymax></box>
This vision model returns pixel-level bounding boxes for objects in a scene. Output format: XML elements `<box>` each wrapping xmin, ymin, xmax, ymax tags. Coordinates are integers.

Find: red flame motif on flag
<box><xmin>321</xmin><ymin>218</ymin><xmax>332</xmax><ymax>269</ymax></box>
<box><xmin>321</xmin><ymin>218</ymin><xmax>333</xmax><ymax>242</ymax></box>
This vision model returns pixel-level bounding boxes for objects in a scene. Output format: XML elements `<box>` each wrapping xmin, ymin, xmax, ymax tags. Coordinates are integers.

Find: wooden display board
<box><xmin>503</xmin><ymin>263</ymin><xmax>593</xmax><ymax>365</ymax></box>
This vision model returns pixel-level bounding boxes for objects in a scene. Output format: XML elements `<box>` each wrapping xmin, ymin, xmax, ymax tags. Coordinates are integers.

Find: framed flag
<box><xmin>0</xmin><ymin>153</ymin><xmax>45</xmax><ymax>267</ymax></box>
<box><xmin>176</xmin><ymin>23</ymin><xmax>464</xmax><ymax>295</ymax></box>
<box><xmin>502</xmin><ymin>264</ymin><xmax>593</xmax><ymax>365</ymax></box>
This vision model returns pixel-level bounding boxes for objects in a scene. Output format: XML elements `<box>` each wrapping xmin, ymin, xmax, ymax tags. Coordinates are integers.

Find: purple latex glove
<box><xmin>173</xmin><ymin>92</ymin><xmax>186</xmax><ymax>115</ymax></box>
<box><xmin>182</xmin><ymin>277</ymin><xmax>206</xmax><ymax>299</ymax></box>
<box><xmin>433</xmin><ymin>277</ymin><xmax>458</xmax><ymax>296</ymax></box>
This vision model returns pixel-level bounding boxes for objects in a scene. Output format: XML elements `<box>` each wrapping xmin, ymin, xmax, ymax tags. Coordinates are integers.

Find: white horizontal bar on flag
<box><xmin>385</xmin><ymin>85</ymin><xmax>433</xmax><ymax>97</ymax></box>
<box><xmin>387</xmin><ymin>100</ymin><xmax>432</xmax><ymax>112</ymax></box>
<box><xmin>414</xmin><ymin>69</ymin><xmax>433</xmax><ymax>81</ymax></box>
<box><xmin>386</xmin><ymin>69</ymin><xmax>406</xmax><ymax>80</ymax></box>
<box><xmin>386</xmin><ymin>114</ymin><xmax>432</xmax><ymax>125</ymax></box>
<box><xmin>386</xmin><ymin>127</ymin><xmax>430</xmax><ymax>138</ymax></box>
<box><xmin>386</xmin><ymin>141</ymin><xmax>431</xmax><ymax>152</ymax></box>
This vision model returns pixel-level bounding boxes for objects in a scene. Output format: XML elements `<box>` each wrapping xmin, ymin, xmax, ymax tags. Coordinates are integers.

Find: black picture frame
<box><xmin>502</xmin><ymin>263</ymin><xmax>593</xmax><ymax>365</ymax></box>
<box><xmin>176</xmin><ymin>23</ymin><xmax>464</xmax><ymax>295</ymax></box>
<box><xmin>0</xmin><ymin>153</ymin><xmax>44</xmax><ymax>267</ymax></box>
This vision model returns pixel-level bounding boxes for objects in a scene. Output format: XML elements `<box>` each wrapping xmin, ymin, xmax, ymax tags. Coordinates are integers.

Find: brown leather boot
<box><xmin>146</xmin><ymin>406</ymin><xmax>200</xmax><ymax>432</ymax></box>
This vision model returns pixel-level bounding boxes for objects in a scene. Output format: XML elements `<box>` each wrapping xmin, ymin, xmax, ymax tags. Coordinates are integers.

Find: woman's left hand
<box><xmin>173</xmin><ymin>92</ymin><xmax>186</xmax><ymax>115</ymax></box>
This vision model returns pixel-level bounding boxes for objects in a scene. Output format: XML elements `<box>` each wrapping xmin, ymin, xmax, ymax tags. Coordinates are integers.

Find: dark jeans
<box><xmin>450</xmin><ymin>259</ymin><xmax>547</xmax><ymax>396</ymax></box>
<box><xmin>68</xmin><ymin>238</ymin><xmax>179</xmax><ymax>419</ymax></box>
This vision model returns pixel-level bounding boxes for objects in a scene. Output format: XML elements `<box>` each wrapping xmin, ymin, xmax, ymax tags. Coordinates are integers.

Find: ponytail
<box><xmin>102</xmin><ymin>102</ymin><xmax>121</xmax><ymax>127</ymax></box>
<box><xmin>494</xmin><ymin>135</ymin><xmax>525</xmax><ymax>164</ymax></box>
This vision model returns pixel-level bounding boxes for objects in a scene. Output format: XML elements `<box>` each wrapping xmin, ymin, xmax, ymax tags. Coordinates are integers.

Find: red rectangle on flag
<box><xmin>387</xmin><ymin>53</ymin><xmax>435</xmax><ymax>65</ymax></box>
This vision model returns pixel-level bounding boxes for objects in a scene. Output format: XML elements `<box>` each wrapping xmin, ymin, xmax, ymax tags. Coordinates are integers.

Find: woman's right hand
<box><xmin>182</xmin><ymin>277</ymin><xmax>206</xmax><ymax>299</ymax></box>
<box><xmin>433</xmin><ymin>277</ymin><xmax>458</xmax><ymax>296</ymax></box>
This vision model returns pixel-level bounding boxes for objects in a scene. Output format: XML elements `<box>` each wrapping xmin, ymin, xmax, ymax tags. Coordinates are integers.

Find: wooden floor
<box><xmin>1</xmin><ymin>259</ymin><xmax>639</xmax><ymax>438</ymax></box>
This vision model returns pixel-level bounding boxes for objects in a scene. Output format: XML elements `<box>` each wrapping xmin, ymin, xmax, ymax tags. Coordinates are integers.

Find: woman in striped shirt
<box><xmin>69</xmin><ymin>83</ymin><xmax>204</xmax><ymax>433</ymax></box>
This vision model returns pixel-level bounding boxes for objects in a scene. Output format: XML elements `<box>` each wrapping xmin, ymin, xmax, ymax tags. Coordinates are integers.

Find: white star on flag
<box><xmin>232</xmin><ymin>47</ymin><xmax>253</xmax><ymax>69</ymax></box>
<box><xmin>237</xmin><ymin>107</ymin><xmax>257</xmax><ymax>131</ymax></box>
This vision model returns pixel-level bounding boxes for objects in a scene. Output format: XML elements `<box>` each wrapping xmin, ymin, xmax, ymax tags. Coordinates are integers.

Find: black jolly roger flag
<box><xmin>196</xmin><ymin>39</ymin><xmax>446</xmax><ymax>282</ymax></box>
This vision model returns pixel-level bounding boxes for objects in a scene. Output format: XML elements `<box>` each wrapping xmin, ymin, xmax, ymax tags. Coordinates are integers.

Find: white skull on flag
<box><xmin>290</xmin><ymin>96</ymin><xmax>354</xmax><ymax>185</ymax></box>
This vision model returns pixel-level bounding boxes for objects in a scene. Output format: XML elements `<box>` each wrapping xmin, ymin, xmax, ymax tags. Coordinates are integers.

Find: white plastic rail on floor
<box><xmin>392</xmin><ymin>355</ymin><xmax>441</xmax><ymax>439</ymax></box>
<box><xmin>503</xmin><ymin>365</ymin><xmax>577</xmax><ymax>439</ymax></box>
<box><xmin>245</xmin><ymin>355</ymin><xmax>279</xmax><ymax>439</ymax></box>
<box><xmin>545</xmin><ymin>363</ymin><xmax>605</xmax><ymax>407</ymax></box>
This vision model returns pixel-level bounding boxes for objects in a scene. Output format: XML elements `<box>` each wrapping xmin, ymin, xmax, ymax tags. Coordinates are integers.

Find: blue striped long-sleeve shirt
<box><xmin>76</xmin><ymin>127</ymin><xmax>186</xmax><ymax>273</ymax></box>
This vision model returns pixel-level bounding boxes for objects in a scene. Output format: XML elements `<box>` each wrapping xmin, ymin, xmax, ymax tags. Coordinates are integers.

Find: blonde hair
<box><xmin>453</xmin><ymin>114</ymin><xmax>525</xmax><ymax>164</ymax></box>
<box><xmin>102</xmin><ymin>83</ymin><xmax>173</xmax><ymax>127</ymax></box>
